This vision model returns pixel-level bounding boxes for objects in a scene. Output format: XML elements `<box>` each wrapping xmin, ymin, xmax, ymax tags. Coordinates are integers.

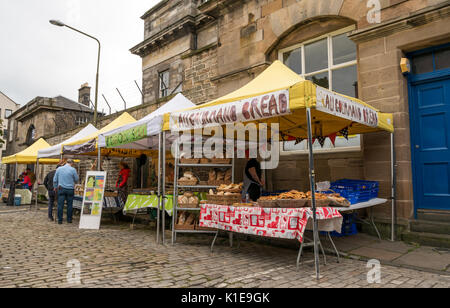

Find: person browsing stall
<box><xmin>116</xmin><ymin>162</ymin><xmax>131</xmax><ymax>203</ymax></box>
<box><xmin>20</xmin><ymin>170</ymin><xmax>33</xmax><ymax>190</ymax></box>
<box><xmin>44</xmin><ymin>163</ymin><xmax>63</xmax><ymax>222</ymax></box>
<box><xmin>243</xmin><ymin>151</ymin><xmax>265</xmax><ymax>202</ymax></box>
<box><xmin>53</xmin><ymin>159</ymin><xmax>79</xmax><ymax>225</ymax></box>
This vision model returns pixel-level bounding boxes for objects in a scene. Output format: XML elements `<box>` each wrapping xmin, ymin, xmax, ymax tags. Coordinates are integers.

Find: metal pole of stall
<box><xmin>391</xmin><ymin>133</ymin><xmax>396</xmax><ymax>242</ymax></box>
<box><xmin>97</xmin><ymin>148</ymin><xmax>101</xmax><ymax>171</ymax></box>
<box><xmin>156</xmin><ymin>132</ymin><xmax>162</xmax><ymax>244</ymax></box>
<box><xmin>306</xmin><ymin>108</ymin><xmax>320</xmax><ymax>280</ymax></box>
<box><xmin>34</xmin><ymin>159</ymin><xmax>40</xmax><ymax>211</ymax></box>
<box><xmin>162</xmin><ymin>130</ymin><xmax>167</xmax><ymax>245</ymax></box>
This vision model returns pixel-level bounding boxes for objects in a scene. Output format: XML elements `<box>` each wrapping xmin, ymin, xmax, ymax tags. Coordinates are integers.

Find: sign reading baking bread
<box><xmin>170</xmin><ymin>89</ymin><xmax>290</xmax><ymax>131</ymax></box>
<box><xmin>316</xmin><ymin>86</ymin><xmax>379</xmax><ymax>128</ymax></box>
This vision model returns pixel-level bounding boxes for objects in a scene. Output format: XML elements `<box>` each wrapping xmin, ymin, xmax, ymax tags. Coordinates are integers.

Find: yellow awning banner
<box><xmin>2</xmin><ymin>138</ymin><xmax>60</xmax><ymax>165</ymax></box>
<box><xmin>163</xmin><ymin>61</ymin><xmax>394</xmax><ymax>136</ymax></box>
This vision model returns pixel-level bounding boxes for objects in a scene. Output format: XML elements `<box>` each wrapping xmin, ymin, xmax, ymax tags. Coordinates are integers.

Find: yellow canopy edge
<box><xmin>2</xmin><ymin>138</ymin><xmax>60</xmax><ymax>165</ymax></box>
<box><xmin>163</xmin><ymin>61</ymin><xmax>394</xmax><ymax>135</ymax></box>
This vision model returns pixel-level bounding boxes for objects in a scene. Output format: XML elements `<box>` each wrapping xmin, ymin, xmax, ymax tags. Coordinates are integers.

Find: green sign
<box><xmin>106</xmin><ymin>124</ymin><xmax>147</xmax><ymax>148</ymax></box>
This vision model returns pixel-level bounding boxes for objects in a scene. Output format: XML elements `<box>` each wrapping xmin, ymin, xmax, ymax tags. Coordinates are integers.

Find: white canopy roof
<box><xmin>37</xmin><ymin>124</ymin><xmax>98</xmax><ymax>159</ymax></box>
<box><xmin>98</xmin><ymin>94</ymin><xmax>196</xmax><ymax>150</ymax></box>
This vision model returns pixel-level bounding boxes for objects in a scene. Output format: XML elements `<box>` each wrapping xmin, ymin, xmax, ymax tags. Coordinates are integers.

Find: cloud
<box><xmin>0</xmin><ymin>0</ymin><xmax>158</xmax><ymax>114</ymax></box>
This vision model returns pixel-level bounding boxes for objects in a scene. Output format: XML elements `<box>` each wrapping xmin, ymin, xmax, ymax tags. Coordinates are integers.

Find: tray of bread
<box><xmin>217</xmin><ymin>183</ymin><xmax>243</xmax><ymax>193</ymax></box>
<box><xmin>177</xmin><ymin>191</ymin><xmax>200</xmax><ymax>208</ymax></box>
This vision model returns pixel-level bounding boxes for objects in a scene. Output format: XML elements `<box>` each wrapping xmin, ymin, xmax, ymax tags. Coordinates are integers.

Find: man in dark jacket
<box><xmin>44</xmin><ymin>166</ymin><xmax>60</xmax><ymax>221</ymax></box>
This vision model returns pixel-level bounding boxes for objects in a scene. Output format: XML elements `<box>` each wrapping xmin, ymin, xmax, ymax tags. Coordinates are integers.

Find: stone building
<box><xmin>131</xmin><ymin>0</ymin><xmax>450</xmax><ymax>240</ymax></box>
<box><xmin>0</xmin><ymin>91</ymin><xmax>20</xmax><ymax>183</ymax></box>
<box><xmin>4</xmin><ymin>84</ymin><xmax>95</xmax><ymax>178</ymax></box>
<box><xmin>0</xmin><ymin>91</ymin><xmax>20</xmax><ymax>162</ymax></box>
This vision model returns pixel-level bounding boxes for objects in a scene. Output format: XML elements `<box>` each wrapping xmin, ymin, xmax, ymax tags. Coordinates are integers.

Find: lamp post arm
<box><xmin>64</xmin><ymin>24</ymin><xmax>101</xmax><ymax>126</ymax></box>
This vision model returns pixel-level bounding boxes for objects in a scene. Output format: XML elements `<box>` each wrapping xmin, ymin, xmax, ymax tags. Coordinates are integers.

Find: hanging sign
<box><xmin>105</xmin><ymin>124</ymin><xmax>147</xmax><ymax>148</ymax></box>
<box><xmin>79</xmin><ymin>171</ymin><xmax>107</xmax><ymax>230</ymax></box>
<box><xmin>170</xmin><ymin>89</ymin><xmax>290</xmax><ymax>131</ymax></box>
<box><xmin>316</xmin><ymin>87</ymin><xmax>379</xmax><ymax>128</ymax></box>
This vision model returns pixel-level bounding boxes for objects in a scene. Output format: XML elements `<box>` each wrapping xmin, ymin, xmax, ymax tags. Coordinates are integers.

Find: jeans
<box><xmin>48</xmin><ymin>190</ymin><xmax>56</xmax><ymax>219</ymax></box>
<box><xmin>57</xmin><ymin>188</ymin><xmax>74</xmax><ymax>223</ymax></box>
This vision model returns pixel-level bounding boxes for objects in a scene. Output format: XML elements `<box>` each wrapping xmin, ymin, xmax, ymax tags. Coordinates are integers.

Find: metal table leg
<box><xmin>370</xmin><ymin>208</ymin><xmax>382</xmax><ymax>241</ymax></box>
<box><xmin>297</xmin><ymin>242</ymin><xmax>304</xmax><ymax>271</ymax></box>
<box><xmin>211</xmin><ymin>230</ymin><xmax>220</xmax><ymax>253</ymax></box>
<box><xmin>327</xmin><ymin>232</ymin><xmax>341</xmax><ymax>263</ymax></box>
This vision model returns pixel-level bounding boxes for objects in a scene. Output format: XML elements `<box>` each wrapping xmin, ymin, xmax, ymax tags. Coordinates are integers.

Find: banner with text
<box><xmin>105</xmin><ymin>124</ymin><xmax>147</xmax><ymax>148</ymax></box>
<box><xmin>169</xmin><ymin>90</ymin><xmax>290</xmax><ymax>131</ymax></box>
<box><xmin>316</xmin><ymin>87</ymin><xmax>379</xmax><ymax>128</ymax></box>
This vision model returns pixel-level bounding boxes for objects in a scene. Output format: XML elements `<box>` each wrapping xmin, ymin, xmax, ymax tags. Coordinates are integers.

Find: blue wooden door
<box><xmin>411</xmin><ymin>77</ymin><xmax>450</xmax><ymax>210</ymax></box>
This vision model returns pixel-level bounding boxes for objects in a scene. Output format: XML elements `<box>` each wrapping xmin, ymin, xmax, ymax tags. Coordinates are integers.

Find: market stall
<box><xmin>97</xmin><ymin>93</ymin><xmax>196</xmax><ymax>243</ymax></box>
<box><xmin>2</xmin><ymin>138</ymin><xmax>60</xmax><ymax>206</ymax></box>
<box><xmin>162</xmin><ymin>60</ymin><xmax>395</xmax><ymax>279</ymax></box>
<box><xmin>36</xmin><ymin>113</ymin><xmax>146</xmax><ymax>221</ymax></box>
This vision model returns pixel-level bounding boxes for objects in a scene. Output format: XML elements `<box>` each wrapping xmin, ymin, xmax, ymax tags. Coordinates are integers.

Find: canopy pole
<box><xmin>306</xmin><ymin>108</ymin><xmax>320</xmax><ymax>280</ymax></box>
<box><xmin>162</xmin><ymin>130</ymin><xmax>167</xmax><ymax>245</ymax></box>
<box><xmin>156</xmin><ymin>132</ymin><xmax>162</xmax><ymax>244</ymax></box>
<box><xmin>34</xmin><ymin>159</ymin><xmax>40</xmax><ymax>211</ymax></box>
<box><xmin>391</xmin><ymin>132</ymin><xmax>396</xmax><ymax>242</ymax></box>
<box><xmin>97</xmin><ymin>148</ymin><xmax>101</xmax><ymax>171</ymax></box>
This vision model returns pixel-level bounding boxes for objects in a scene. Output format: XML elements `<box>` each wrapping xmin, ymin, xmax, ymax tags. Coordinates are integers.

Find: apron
<box><xmin>242</xmin><ymin>170</ymin><xmax>262</xmax><ymax>201</ymax></box>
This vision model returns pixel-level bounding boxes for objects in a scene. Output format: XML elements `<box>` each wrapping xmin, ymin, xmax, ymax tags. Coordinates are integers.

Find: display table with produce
<box><xmin>124</xmin><ymin>194</ymin><xmax>174</xmax><ymax>216</ymax></box>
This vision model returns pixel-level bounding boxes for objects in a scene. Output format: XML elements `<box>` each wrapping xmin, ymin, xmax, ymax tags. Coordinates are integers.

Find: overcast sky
<box><xmin>0</xmin><ymin>0</ymin><xmax>159</xmax><ymax>113</ymax></box>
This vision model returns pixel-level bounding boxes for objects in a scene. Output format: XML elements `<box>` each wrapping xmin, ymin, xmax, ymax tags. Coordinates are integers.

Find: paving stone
<box><xmin>392</xmin><ymin>247</ymin><xmax>450</xmax><ymax>271</ymax></box>
<box><xmin>348</xmin><ymin>247</ymin><xmax>403</xmax><ymax>261</ymax></box>
<box><xmin>0</xmin><ymin>210</ymin><xmax>449</xmax><ymax>289</ymax></box>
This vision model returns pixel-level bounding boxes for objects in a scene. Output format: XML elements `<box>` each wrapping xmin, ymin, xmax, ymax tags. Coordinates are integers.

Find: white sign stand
<box><xmin>79</xmin><ymin>171</ymin><xmax>107</xmax><ymax>230</ymax></box>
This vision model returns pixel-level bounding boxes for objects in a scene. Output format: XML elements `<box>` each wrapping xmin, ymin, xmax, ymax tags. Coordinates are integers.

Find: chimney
<box><xmin>78</xmin><ymin>83</ymin><xmax>91</xmax><ymax>107</ymax></box>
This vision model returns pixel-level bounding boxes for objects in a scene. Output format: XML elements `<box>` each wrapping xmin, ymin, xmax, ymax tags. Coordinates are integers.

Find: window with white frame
<box><xmin>279</xmin><ymin>26</ymin><xmax>361</xmax><ymax>153</ymax></box>
<box><xmin>159</xmin><ymin>70</ymin><xmax>170</xmax><ymax>98</ymax></box>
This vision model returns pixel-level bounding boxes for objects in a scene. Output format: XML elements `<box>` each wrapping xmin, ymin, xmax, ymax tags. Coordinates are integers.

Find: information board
<box><xmin>79</xmin><ymin>171</ymin><xmax>107</xmax><ymax>230</ymax></box>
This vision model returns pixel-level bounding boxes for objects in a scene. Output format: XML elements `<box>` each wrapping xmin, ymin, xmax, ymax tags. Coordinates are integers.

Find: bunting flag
<box><xmin>295</xmin><ymin>138</ymin><xmax>304</xmax><ymax>145</ymax></box>
<box><xmin>339</xmin><ymin>127</ymin><xmax>349</xmax><ymax>140</ymax></box>
<box><xmin>329</xmin><ymin>133</ymin><xmax>337</xmax><ymax>147</ymax></box>
<box><xmin>317</xmin><ymin>136</ymin><xmax>326</xmax><ymax>148</ymax></box>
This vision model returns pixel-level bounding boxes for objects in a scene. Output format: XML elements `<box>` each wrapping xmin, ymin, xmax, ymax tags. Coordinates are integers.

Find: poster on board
<box><xmin>79</xmin><ymin>171</ymin><xmax>107</xmax><ymax>230</ymax></box>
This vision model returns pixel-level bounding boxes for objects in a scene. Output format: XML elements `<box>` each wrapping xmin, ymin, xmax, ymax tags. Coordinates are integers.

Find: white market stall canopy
<box><xmin>37</xmin><ymin>124</ymin><xmax>98</xmax><ymax>159</ymax></box>
<box><xmin>98</xmin><ymin>93</ymin><xmax>196</xmax><ymax>151</ymax></box>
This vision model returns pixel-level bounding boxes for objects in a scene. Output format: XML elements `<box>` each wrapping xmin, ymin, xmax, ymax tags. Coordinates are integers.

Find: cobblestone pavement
<box><xmin>0</xmin><ymin>210</ymin><xmax>449</xmax><ymax>288</ymax></box>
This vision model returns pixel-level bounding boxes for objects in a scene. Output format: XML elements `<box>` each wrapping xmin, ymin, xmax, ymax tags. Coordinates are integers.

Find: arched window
<box><xmin>279</xmin><ymin>26</ymin><xmax>361</xmax><ymax>153</ymax></box>
<box><xmin>26</xmin><ymin>124</ymin><xmax>36</xmax><ymax>146</ymax></box>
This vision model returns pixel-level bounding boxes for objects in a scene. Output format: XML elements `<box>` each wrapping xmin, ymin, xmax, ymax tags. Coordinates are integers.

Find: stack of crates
<box><xmin>330</xmin><ymin>179</ymin><xmax>379</xmax><ymax>205</ymax></box>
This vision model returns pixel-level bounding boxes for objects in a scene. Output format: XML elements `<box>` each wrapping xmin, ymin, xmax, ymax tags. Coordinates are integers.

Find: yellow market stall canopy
<box><xmin>164</xmin><ymin>61</ymin><xmax>394</xmax><ymax>138</ymax></box>
<box><xmin>2</xmin><ymin>138</ymin><xmax>60</xmax><ymax>165</ymax></box>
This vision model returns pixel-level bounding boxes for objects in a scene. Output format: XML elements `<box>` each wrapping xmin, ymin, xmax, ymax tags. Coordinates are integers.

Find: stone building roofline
<box><xmin>10</xmin><ymin>95</ymin><xmax>94</xmax><ymax>122</ymax></box>
<box><xmin>140</xmin><ymin>0</ymin><xmax>169</xmax><ymax>20</ymax></box>
<box><xmin>130</xmin><ymin>14</ymin><xmax>212</xmax><ymax>57</ymax></box>
<box><xmin>0</xmin><ymin>90</ymin><xmax>21</xmax><ymax>111</ymax></box>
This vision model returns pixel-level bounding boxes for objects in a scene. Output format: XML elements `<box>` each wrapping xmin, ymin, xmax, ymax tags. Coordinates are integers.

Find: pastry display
<box><xmin>178</xmin><ymin>192</ymin><xmax>199</xmax><ymax>208</ymax></box>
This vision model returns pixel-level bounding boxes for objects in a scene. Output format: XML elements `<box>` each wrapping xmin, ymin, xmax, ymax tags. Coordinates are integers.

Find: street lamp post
<box><xmin>50</xmin><ymin>20</ymin><xmax>101</xmax><ymax>126</ymax></box>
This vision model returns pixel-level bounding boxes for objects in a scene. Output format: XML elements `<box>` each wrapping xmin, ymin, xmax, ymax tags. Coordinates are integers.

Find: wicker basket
<box><xmin>257</xmin><ymin>200</ymin><xmax>279</xmax><ymax>208</ymax></box>
<box><xmin>175</xmin><ymin>223</ymin><xmax>196</xmax><ymax>230</ymax></box>
<box><xmin>200</xmin><ymin>158</ymin><xmax>210</xmax><ymax>164</ymax></box>
<box><xmin>178</xmin><ymin>179</ymin><xmax>198</xmax><ymax>186</ymax></box>
<box><xmin>178</xmin><ymin>203</ymin><xmax>199</xmax><ymax>209</ymax></box>
<box><xmin>306</xmin><ymin>199</ymin><xmax>332</xmax><ymax>207</ymax></box>
<box><xmin>210</xmin><ymin>158</ymin><xmax>232</xmax><ymax>164</ymax></box>
<box><xmin>276</xmin><ymin>199</ymin><xmax>308</xmax><ymax>208</ymax></box>
<box><xmin>180</xmin><ymin>158</ymin><xmax>200</xmax><ymax>164</ymax></box>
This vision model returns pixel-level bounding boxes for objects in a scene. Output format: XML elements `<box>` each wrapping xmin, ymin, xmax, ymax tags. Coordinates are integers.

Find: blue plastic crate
<box><xmin>330</xmin><ymin>179</ymin><xmax>379</xmax><ymax>204</ymax></box>
<box><xmin>329</xmin><ymin>213</ymin><xmax>358</xmax><ymax>237</ymax></box>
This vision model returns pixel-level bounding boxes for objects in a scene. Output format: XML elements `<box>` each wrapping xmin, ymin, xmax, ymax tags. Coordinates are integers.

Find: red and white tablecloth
<box><xmin>199</xmin><ymin>204</ymin><xmax>343</xmax><ymax>243</ymax></box>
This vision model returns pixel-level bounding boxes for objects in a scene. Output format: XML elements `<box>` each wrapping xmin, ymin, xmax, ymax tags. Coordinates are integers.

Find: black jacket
<box><xmin>44</xmin><ymin>170</ymin><xmax>56</xmax><ymax>191</ymax></box>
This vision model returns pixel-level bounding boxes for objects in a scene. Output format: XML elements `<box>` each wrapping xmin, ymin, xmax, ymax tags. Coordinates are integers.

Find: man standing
<box><xmin>44</xmin><ymin>164</ymin><xmax>61</xmax><ymax>222</ymax></box>
<box><xmin>53</xmin><ymin>159</ymin><xmax>79</xmax><ymax>224</ymax></box>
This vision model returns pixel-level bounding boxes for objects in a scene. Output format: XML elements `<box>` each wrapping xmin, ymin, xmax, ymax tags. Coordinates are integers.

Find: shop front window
<box><xmin>279</xmin><ymin>26</ymin><xmax>361</xmax><ymax>154</ymax></box>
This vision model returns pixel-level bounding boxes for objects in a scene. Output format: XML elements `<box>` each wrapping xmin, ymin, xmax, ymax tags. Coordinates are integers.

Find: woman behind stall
<box><xmin>116</xmin><ymin>162</ymin><xmax>131</xmax><ymax>203</ymax></box>
<box><xmin>21</xmin><ymin>170</ymin><xmax>33</xmax><ymax>191</ymax></box>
